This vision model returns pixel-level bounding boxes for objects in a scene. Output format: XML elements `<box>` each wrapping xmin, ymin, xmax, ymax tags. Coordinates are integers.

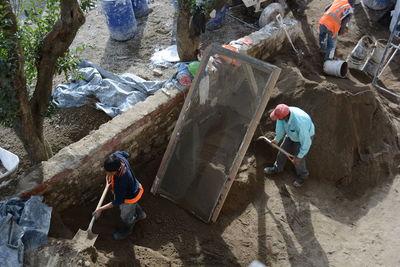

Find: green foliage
<box><xmin>0</xmin><ymin>3</ymin><xmax>18</xmax><ymax>127</ymax></box>
<box><xmin>179</xmin><ymin>0</ymin><xmax>219</xmax><ymax>14</ymax></box>
<box><xmin>0</xmin><ymin>0</ymin><xmax>94</xmax><ymax>127</ymax></box>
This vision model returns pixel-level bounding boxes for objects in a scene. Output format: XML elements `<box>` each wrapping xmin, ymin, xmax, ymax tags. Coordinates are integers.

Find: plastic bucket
<box><xmin>101</xmin><ymin>0</ymin><xmax>137</xmax><ymax>41</ymax></box>
<box><xmin>259</xmin><ymin>3</ymin><xmax>284</xmax><ymax>28</ymax></box>
<box><xmin>347</xmin><ymin>35</ymin><xmax>374</xmax><ymax>69</ymax></box>
<box><xmin>323</xmin><ymin>60</ymin><xmax>348</xmax><ymax>78</ymax></box>
<box><xmin>206</xmin><ymin>5</ymin><xmax>228</xmax><ymax>31</ymax></box>
<box><xmin>363</xmin><ymin>39</ymin><xmax>389</xmax><ymax>75</ymax></box>
<box><xmin>132</xmin><ymin>0</ymin><xmax>150</xmax><ymax>18</ymax></box>
<box><xmin>361</xmin><ymin>0</ymin><xmax>393</xmax><ymax>10</ymax></box>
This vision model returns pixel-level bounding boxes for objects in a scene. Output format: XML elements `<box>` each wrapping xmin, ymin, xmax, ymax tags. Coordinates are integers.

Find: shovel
<box><xmin>257</xmin><ymin>136</ymin><xmax>295</xmax><ymax>163</ymax></box>
<box><xmin>72</xmin><ymin>182</ymin><xmax>110</xmax><ymax>250</ymax></box>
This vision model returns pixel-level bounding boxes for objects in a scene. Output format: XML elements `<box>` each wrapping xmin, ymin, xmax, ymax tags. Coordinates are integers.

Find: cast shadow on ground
<box><xmin>255</xmin><ymin>111</ymin><xmax>398</xmax><ymax>228</ymax></box>
<box><xmin>99</xmin><ymin>14</ymin><xmax>149</xmax><ymax>73</ymax></box>
<box><xmin>253</xmin><ymin>140</ymin><xmax>329</xmax><ymax>267</ymax></box>
<box><xmin>284</xmin><ymin>0</ymin><xmax>325</xmax><ymax>83</ymax></box>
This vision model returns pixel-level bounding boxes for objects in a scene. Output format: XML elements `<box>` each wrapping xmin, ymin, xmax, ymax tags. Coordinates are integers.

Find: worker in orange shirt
<box><xmin>318</xmin><ymin>0</ymin><xmax>355</xmax><ymax>60</ymax></box>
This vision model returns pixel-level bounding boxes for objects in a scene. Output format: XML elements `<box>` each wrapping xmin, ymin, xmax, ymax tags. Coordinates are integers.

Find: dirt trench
<box><xmin>20</xmin><ymin>0</ymin><xmax>400</xmax><ymax>266</ymax></box>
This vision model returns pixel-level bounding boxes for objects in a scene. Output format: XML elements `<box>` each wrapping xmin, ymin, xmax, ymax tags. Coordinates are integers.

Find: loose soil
<box><xmin>1</xmin><ymin>0</ymin><xmax>400</xmax><ymax>266</ymax></box>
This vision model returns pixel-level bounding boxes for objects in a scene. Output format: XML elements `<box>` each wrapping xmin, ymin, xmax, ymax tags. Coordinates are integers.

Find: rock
<box><xmin>156</xmin><ymin>28</ymin><xmax>171</xmax><ymax>35</ymax></box>
<box><xmin>239</xmin><ymin>164</ymin><xmax>249</xmax><ymax>172</ymax></box>
<box><xmin>246</xmin><ymin>156</ymin><xmax>255</xmax><ymax>165</ymax></box>
<box><xmin>84</xmin><ymin>260</ymin><xmax>91</xmax><ymax>267</ymax></box>
<box><xmin>153</xmin><ymin>69</ymin><xmax>163</xmax><ymax>77</ymax></box>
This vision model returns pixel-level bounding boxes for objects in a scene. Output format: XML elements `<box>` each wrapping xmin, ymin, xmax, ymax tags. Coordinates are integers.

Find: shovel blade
<box><xmin>72</xmin><ymin>228</ymin><xmax>98</xmax><ymax>250</ymax></box>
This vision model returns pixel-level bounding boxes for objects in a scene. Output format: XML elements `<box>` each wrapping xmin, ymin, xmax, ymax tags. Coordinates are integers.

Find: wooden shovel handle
<box><xmin>96</xmin><ymin>182</ymin><xmax>111</xmax><ymax>210</ymax></box>
<box><xmin>257</xmin><ymin>136</ymin><xmax>295</xmax><ymax>161</ymax></box>
<box><xmin>88</xmin><ymin>182</ymin><xmax>110</xmax><ymax>231</ymax></box>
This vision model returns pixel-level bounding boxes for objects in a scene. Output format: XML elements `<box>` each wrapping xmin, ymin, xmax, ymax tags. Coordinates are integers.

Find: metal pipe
<box><xmin>372</xmin><ymin>14</ymin><xmax>400</xmax><ymax>99</ymax></box>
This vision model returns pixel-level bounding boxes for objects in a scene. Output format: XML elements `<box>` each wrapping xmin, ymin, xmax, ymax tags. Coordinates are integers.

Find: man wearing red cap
<box><xmin>264</xmin><ymin>104</ymin><xmax>315</xmax><ymax>187</ymax></box>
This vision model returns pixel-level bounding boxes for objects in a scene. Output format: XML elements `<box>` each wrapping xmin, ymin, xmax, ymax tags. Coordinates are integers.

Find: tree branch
<box><xmin>30</xmin><ymin>0</ymin><xmax>85</xmax><ymax>121</ymax></box>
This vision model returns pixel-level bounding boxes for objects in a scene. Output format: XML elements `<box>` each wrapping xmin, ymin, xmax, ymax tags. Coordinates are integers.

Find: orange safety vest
<box><xmin>110</xmin><ymin>175</ymin><xmax>144</xmax><ymax>204</ymax></box>
<box><xmin>319</xmin><ymin>0</ymin><xmax>351</xmax><ymax>37</ymax></box>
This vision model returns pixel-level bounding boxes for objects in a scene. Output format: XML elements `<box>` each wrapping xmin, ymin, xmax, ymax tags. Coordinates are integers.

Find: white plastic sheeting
<box><xmin>0</xmin><ymin>147</ymin><xmax>19</xmax><ymax>180</ymax></box>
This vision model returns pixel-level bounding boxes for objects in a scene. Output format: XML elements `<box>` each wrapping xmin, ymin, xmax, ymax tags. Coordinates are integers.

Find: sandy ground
<box><xmin>1</xmin><ymin>0</ymin><xmax>400</xmax><ymax>266</ymax></box>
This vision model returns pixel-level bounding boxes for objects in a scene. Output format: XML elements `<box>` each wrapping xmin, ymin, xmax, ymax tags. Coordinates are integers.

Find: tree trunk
<box><xmin>176</xmin><ymin>1</ymin><xmax>200</xmax><ymax>61</ymax></box>
<box><xmin>176</xmin><ymin>0</ymin><xmax>228</xmax><ymax>61</ymax></box>
<box><xmin>3</xmin><ymin>0</ymin><xmax>85</xmax><ymax>164</ymax></box>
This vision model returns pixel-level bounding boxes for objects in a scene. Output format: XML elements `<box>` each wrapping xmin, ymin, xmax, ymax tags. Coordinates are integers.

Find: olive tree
<box><xmin>0</xmin><ymin>0</ymin><xmax>93</xmax><ymax>164</ymax></box>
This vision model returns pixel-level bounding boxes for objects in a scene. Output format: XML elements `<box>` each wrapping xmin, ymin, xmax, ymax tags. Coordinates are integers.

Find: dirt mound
<box><xmin>263</xmin><ymin>65</ymin><xmax>400</xmax><ymax>197</ymax></box>
<box><xmin>24</xmin><ymin>237</ymin><xmax>172</xmax><ymax>267</ymax></box>
<box><xmin>24</xmin><ymin>238</ymin><xmax>100</xmax><ymax>267</ymax></box>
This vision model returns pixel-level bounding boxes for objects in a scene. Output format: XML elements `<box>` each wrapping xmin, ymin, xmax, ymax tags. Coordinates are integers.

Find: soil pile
<box><xmin>263</xmin><ymin>65</ymin><xmax>400</xmax><ymax>197</ymax></box>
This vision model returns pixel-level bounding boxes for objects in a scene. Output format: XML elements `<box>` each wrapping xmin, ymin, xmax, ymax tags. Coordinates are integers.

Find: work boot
<box><xmin>136</xmin><ymin>211</ymin><xmax>147</xmax><ymax>222</ymax></box>
<box><xmin>264</xmin><ymin>166</ymin><xmax>278</xmax><ymax>176</ymax></box>
<box><xmin>293</xmin><ymin>178</ymin><xmax>304</xmax><ymax>187</ymax></box>
<box><xmin>113</xmin><ymin>223</ymin><xmax>133</xmax><ymax>240</ymax></box>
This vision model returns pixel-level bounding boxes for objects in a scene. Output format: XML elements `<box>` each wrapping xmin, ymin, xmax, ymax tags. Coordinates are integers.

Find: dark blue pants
<box><xmin>319</xmin><ymin>24</ymin><xmax>337</xmax><ymax>60</ymax></box>
<box><xmin>273</xmin><ymin>136</ymin><xmax>310</xmax><ymax>179</ymax></box>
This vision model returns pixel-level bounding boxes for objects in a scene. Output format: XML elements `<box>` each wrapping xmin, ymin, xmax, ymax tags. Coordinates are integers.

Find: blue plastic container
<box><xmin>362</xmin><ymin>0</ymin><xmax>393</xmax><ymax>10</ymax></box>
<box><xmin>206</xmin><ymin>5</ymin><xmax>228</xmax><ymax>31</ymax></box>
<box><xmin>101</xmin><ymin>0</ymin><xmax>137</xmax><ymax>41</ymax></box>
<box><xmin>132</xmin><ymin>0</ymin><xmax>150</xmax><ymax>18</ymax></box>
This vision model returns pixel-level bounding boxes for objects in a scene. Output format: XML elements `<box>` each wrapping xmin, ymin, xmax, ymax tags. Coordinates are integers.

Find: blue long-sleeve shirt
<box><xmin>273</xmin><ymin>107</ymin><xmax>315</xmax><ymax>158</ymax></box>
<box><xmin>112</xmin><ymin>151</ymin><xmax>141</xmax><ymax>207</ymax></box>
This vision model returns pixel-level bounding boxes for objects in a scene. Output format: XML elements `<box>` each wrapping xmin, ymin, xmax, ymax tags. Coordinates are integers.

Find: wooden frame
<box><xmin>151</xmin><ymin>44</ymin><xmax>281</xmax><ymax>222</ymax></box>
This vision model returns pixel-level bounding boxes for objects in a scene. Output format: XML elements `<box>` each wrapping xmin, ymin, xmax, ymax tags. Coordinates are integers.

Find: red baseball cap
<box><xmin>270</xmin><ymin>104</ymin><xmax>290</xmax><ymax>120</ymax></box>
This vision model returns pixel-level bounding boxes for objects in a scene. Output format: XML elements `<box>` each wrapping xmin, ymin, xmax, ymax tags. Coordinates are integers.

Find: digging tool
<box><xmin>72</xmin><ymin>182</ymin><xmax>110</xmax><ymax>250</ymax></box>
<box><xmin>275</xmin><ymin>14</ymin><xmax>304</xmax><ymax>56</ymax></box>
<box><xmin>257</xmin><ymin>136</ymin><xmax>294</xmax><ymax>162</ymax></box>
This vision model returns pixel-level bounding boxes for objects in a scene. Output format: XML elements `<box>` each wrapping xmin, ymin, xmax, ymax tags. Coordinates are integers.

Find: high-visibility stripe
<box><xmin>124</xmin><ymin>184</ymin><xmax>144</xmax><ymax>204</ymax></box>
<box><xmin>326</xmin><ymin>12</ymin><xmax>341</xmax><ymax>24</ymax></box>
<box><xmin>110</xmin><ymin>175</ymin><xmax>144</xmax><ymax>204</ymax></box>
<box><xmin>332</xmin><ymin>3</ymin><xmax>350</xmax><ymax>15</ymax></box>
<box><xmin>319</xmin><ymin>0</ymin><xmax>351</xmax><ymax>37</ymax></box>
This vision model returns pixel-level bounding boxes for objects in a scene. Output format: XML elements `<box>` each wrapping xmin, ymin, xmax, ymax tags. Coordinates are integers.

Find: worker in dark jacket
<box><xmin>93</xmin><ymin>151</ymin><xmax>146</xmax><ymax>240</ymax></box>
<box><xmin>318</xmin><ymin>0</ymin><xmax>355</xmax><ymax>60</ymax></box>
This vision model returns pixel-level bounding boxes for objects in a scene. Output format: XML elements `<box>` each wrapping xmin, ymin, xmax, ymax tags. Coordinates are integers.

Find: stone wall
<box><xmin>18</xmin><ymin>89</ymin><xmax>185</xmax><ymax>210</ymax></box>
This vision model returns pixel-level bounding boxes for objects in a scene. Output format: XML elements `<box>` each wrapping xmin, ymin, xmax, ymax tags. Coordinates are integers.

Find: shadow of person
<box><xmin>276</xmin><ymin>182</ymin><xmax>329</xmax><ymax>267</ymax></box>
<box><xmin>253</xmin><ymin>137</ymin><xmax>328</xmax><ymax>266</ymax></box>
<box><xmin>283</xmin><ymin>0</ymin><xmax>325</xmax><ymax>82</ymax></box>
<box><xmin>100</xmin><ymin>14</ymin><xmax>149</xmax><ymax>74</ymax></box>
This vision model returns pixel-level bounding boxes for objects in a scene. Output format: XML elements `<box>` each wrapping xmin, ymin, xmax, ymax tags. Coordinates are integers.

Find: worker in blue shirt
<box><xmin>93</xmin><ymin>151</ymin><xmax>146</xmax><ymax>240</ymax></box>
<box><xmin>264</xmin><ymin>104</ymin><xmax>315</xmax><ymax>187</ymax></box>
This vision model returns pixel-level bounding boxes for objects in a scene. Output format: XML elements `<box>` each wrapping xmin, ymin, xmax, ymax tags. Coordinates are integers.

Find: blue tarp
<box><xmin>0</xmin><ymin>196</ymin><xmax>52</xmax><ymax>267</ymax></box>
<box><xmin>52</xmin><ymin>60</ymin><xmax>196</xmax><ymax>117</ymax></box>
<box><xmin>52</xmin><ymin>60</ymin><xmax>168</xmax><ymax>117</ymax></box>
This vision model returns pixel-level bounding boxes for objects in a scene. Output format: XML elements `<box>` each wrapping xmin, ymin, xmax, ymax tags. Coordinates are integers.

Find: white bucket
<box><xmin>363</xmin><ymin>39</ymin><xmax>389</xmax><ymax>75</ymax></box>
<box><xmin>323</xmin><ymin>60</ymin><xmax>348</xmax><ymax>78</ymax></box>
<box><xmin>347</xmin><ymin>35</ymin><xmax>374</xmax><ymax>70</ymax></box>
